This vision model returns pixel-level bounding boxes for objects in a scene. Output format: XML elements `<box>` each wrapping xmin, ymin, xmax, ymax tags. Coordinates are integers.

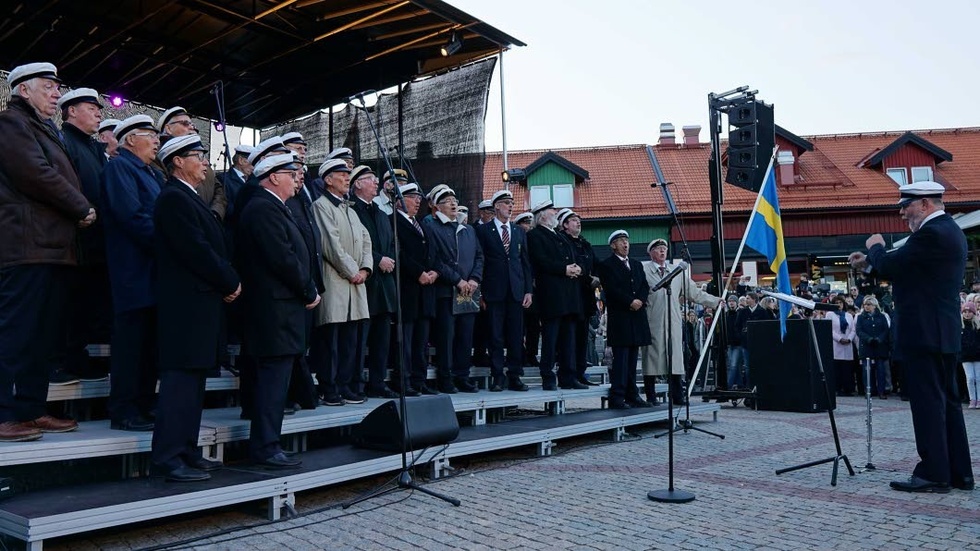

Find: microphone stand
<box><xmin>211</xmin><ymin>82</ymin><xmax>232</xmax><ymax>173</ymax></box>
<box><xmin>342</xmin><ymin>92</ymin><xmax>459</xmax><ymax>509</ymax></box>
<box><xmin>651</xmin><ymin>182</ymin><xmax>724</xmax><ymax>441</ymax></box>
<box><xmin>648</xmin><ymin>270</ymin><xmax>694</xmax><ymax>504</ymax></box>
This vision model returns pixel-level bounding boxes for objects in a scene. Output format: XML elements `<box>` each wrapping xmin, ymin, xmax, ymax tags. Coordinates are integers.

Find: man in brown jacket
<box><xmin>0</xmin><ymin>63</ymin><xmax>95</xmax><ymax>441</ymax></box>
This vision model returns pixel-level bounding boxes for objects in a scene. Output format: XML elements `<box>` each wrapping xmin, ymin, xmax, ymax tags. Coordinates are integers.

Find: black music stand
<box><xmin>762</xmin><ymin>291</ymin><xmax>855</xmax><ymax>486</ymax></box>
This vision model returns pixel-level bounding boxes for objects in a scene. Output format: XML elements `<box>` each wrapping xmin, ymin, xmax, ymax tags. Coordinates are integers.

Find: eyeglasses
<box><xmin>131</xmin><ymin>131</ymin><xmax>158</xmax><ymax>139</ymax></box>
<box><xmin>273</xmin><ymin>171</ymin><xmax>299</xmax><ymax>180</ymax></box>
<box><xmin>181</xmin><ymin>152</ymin><xmax>207</xmax><ymax>161</ymax></box>
<box><xmin>168</xmin><ymin>120</ymin><xmax>195</xmax><ymax>128</ymax></box>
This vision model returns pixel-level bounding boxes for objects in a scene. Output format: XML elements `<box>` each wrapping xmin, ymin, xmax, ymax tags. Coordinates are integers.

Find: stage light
<box><xmin>501</xmin><ymin>168</ymin><xmax>526</xmax><ymax>183</ymax></box>
<box><xmin>214</xmin><ymin>121</ymin><xmax>225</xmax><ymax>132</ymax></box>
<box><xmin>109</xmin><ymin>95</ymin><xmax>124</xmax><ymax>108</ymax></box>
<box><xmin>440</xmin><ymin>33</ymin><xmax>462</xmax><ymax>57</ymax></box>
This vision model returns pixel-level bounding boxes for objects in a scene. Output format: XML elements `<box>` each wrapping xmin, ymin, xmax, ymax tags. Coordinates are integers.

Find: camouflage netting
<box><xmin>0</xmin><ymin>72</ymin><xmax>211</xmax><ymax>150</ymax></box>
<box><xmin>262</xmin><ymin>58</ymin><xmax>496</xmax><ymax>212</ymax></box>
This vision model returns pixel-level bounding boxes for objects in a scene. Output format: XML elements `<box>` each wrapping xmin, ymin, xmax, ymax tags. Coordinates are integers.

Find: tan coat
<box><xmin>312</xmin><ymin>194</ymin><xmax>373</xmax><ymax>326</ymax></box>
<box><xmin>640</xmin><ymin>260</ymin><xmax>721</xmax><ymax>376</ymax></box>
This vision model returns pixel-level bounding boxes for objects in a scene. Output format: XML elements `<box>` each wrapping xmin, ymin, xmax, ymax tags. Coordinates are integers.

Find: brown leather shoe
<box><xmin>0</xmin><ymin>421</ymin><xmax>42</xmax><ymax>442</ymax></box>
<box><xmin>21</xmin><ymin>415</ymin><xmax>78</xmax><ymax>433</ymax></box>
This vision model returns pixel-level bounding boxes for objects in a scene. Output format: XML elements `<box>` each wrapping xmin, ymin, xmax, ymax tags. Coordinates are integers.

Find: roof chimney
<box><xmin>682</xmin><ymin>125</ymin><xmax>701</xmax><ymax>146</ymax></box>
<box><xmin>658</xmin><ymin>123</ymin><xmax>675</xmax><ymax>146</ymax></box>
<box><xmin>777</xmin><ymin>149</ymin><xmax>795</xmax><ymax>186</ymax></box>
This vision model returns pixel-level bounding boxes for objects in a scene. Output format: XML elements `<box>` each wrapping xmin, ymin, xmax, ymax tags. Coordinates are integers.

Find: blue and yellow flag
<box><xmin>745</xmin><ymin>166</ymin><xmax>793</xmax><ymax>339</ymax></box>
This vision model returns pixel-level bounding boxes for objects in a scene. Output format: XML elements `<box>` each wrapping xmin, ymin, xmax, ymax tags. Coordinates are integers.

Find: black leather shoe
<box><xmin>418</xmin><ymin>384</ymin><xmax>440</xmax><ymax>395</ymax></box>
<box><xmin>541</xmin><ymin>382</ymin><xmax>558</xmax><ymax>391</ymax></box>
<box><xmin>283</xmin><ymin>405</ymin><xmax>296</xmax><ymax>415</ymax></box>
<box><xmin>952</xmin><ymin>477</ymin><xmax>975</xmax><ymax>491</ymax></box>
<box><xmin>454</xmin><ymin>378</ymin><xmax>479</xmax><ymax>393</ymax></box>
<box><xmin>438</xmin><ymin>381</ymin><xmax>458</xmax><ymax>394</ymax></box>
<box><xmin>627</xmin><ymin>398</ymin><xmax>654</xmax><ymax>408</ymax></box>
<box><xmin>401</xmin><ymin>386</ymin><xmax>421</xmax><ymax>397</ymax></box>
<box><xmin>111</xmin><ymin>416</ymin><xmax>155</xmax><ymax>431</ymax></box>
<box><xmin>889</xmin><ymin>475</ymin><xmax>950</xmax><ymax>493</ymax></box>
<box><xmin>508</xmin><ymin>377</ymin><xmax>529</xmax><ymax>392</ymax></box>
<box><xmin>256</xmin><ymin>452</ymin><xmax>302</xmax><ymax>469</ymax></box>
<box><xmin>187</xmin><ymin>457</ymin><xmax>223</xmax><ymax>472</ymax></box>
<box><xmin>156</xmin><ymin>466</ymin><xmax>211</xmax><ymax>482</ymax></box>
<box><xmin>559</xmin><ymin>380</ymin><xmax>589</xmax><ymax>390</ymax></box>
<box><xmin>489</xmin><ymin>377</ymin><xmax>504</xmax><ymax>392</ymax></box>
<box><xmin>608</xmin><ymin>401</ymin><xmax>632</xmax><ymax>410</ymax></box>
<box><xmin>366</xmin><ymin>387</ymin><xmax>399</xmax><ymax>399</ymax></box>
<box><xmin>341</xmin><ymin>390</ymin><xmax>366</xmax><ymax>404</ymax></box>
<box><xmin>578</xmin><ymin>376</ymin><xmax>600</xmax><ymax>386</ymax></box>
<box><xmin>321</xmin><ymin>394</ymin><xmax>345</xmax><ymax>406</ymax></box>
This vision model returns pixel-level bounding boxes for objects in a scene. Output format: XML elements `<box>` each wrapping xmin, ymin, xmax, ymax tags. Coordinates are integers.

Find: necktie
<box><xmin>658</xmin><ymin>265</ymin><xmax>666</xmax><ymax>277</ymax></box>
<box><xmin>412</xmin><ymin>217</ymin><xmax>423</xmax><ymax>235</ymax></box>
<box><xmin>501</xmin><ymin>224</ymin><xmax>510</xmax><ymax>254</ymax></box>
<box><xmin>622</xmin><ymin>257</ymin><xmax>629</xmax><ymax>270</ymax></box>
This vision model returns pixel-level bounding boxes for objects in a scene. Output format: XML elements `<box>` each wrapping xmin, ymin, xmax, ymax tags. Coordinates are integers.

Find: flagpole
<box><xmin>687</xmin><ymin>146</ymin><xmax>778</xmax><ymax>396</ymax></box>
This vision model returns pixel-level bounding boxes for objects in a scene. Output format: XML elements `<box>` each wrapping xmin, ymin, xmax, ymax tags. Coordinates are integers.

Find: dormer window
<box><xmin>523</xmin><ymin>151</ymin><xmax>589</xmax><ymax>210</ymax></box>
<box><xmin>886</xmin><ymin>168</ymin><xmax>908</xmax><ymax>186</ymax></box>
<box><xmin>911</xmin><ymin>166</ymin><xmax>934</xmax><ymax>183</ymax></box>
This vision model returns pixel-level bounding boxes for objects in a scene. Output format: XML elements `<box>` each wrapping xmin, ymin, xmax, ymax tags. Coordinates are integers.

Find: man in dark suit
<box><xmin>557</xmin><ymin>209</ymin><xmax>599</xmax><ymax>386</ymax></box>
<box><xmin>350</xmin><ymin>166</ymin><xmax>398</xmax><ymax>399</ymax></box>
<box><xmin>526</xmin><ymin>200</ymin><xmax>584</xmax><ymax>390</ymax></box>
<box><xmin>102</xmin><ymin>114</ymin><xmax>166</xmax><ymax>432</ymax></box>
<box><xmin>151</xmin><ymin>135</ymin><xmax>241</xmax><ymax>482</ymax></box>
<box><xmin>392</xmin><ymin>183</ymin><xmax>439</xmax><ymax>395</ymax></box>
<box><xmin>220</xmin><ymin>144</ymin><xmax>253</xmax><ymax>225</ymax></box>
<box><xmin>236</xmin><ymin>153</ymin><xmax>320</xmax><ymax>469</ymax></box>
<box><xmin>734</xmin><ymin>291</ymin><xmax>774</xmax><ymax>389</ymax></box>
<box><xmin>850</xmin><ymin>181</ymin><xmax>974</xmax><ymax>493</ymax></box>
<box><xmin>58</xmin><ymin>88</ymin><xmax>111</xmax><ymax>382</ymax></box>
<box><xmin>476</xmin><ymin>190</ymin><xmax>532</xmax><ymax>391</ymax></box>
<box><xmin>596</xmin><ymin>231</ymin><xmax>652</xmax><ymax>409</ymax></box>
<box><xmin>156</xmin><ymin>107</ymin><xmax>226</xmax><ymax>222</ymax></box>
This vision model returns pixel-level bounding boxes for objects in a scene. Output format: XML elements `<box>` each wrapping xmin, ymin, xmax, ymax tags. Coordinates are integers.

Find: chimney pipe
<box><xmin>777</xmin><ymin>149</ymin><xmax>795</xmax><ymax>186</ymax></box>
<box><xmin>682</xmin><ymin>125</ymin><xmax>701</xmax><ymax>146</ymax></box>
<box><xmin>658</xmin><ymin>123</ymin><xmax>675</xmax><ymax>146</ymax></box>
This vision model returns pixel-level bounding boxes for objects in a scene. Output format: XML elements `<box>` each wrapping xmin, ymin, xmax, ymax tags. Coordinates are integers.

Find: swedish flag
<box><xmin>745</xmin><ymin>167</ymin><xmax>793</xmax><ymax>338</ymax></box>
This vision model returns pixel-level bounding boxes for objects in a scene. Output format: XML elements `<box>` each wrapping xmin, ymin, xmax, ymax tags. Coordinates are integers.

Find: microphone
<box><xmin>348</xmin><ymin>90</ymin><xmax>377</xmax><ymax>103</ymax></box>
<box><xmin>650</xmin><ymin>261</ymin><xmax>688</xmax><ymax>293</ymax></box>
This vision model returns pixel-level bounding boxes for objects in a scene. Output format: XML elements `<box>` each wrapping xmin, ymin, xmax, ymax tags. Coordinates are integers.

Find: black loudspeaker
<box><xmin>748</xmin><ymin>319</ymin><xmax>836</xmax><ymax>413</ymax></box>
<box><xmin>725</xmin><ymin>99</ymin><xmax>775</xmax><ymax>192</ymax></box>
<box><xmin>352</xmin><ymin>395</ymin><xmax>460</xmax><ymax>452</ymax></box>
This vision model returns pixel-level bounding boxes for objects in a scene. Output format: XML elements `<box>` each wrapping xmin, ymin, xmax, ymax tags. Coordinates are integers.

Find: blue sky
<box><xmin>451</xmin><ymin>0</ymin><xmax>980</xmax><ymax>151</ymax></box>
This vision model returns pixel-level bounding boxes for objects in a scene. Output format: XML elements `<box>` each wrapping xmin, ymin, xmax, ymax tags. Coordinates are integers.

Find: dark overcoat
<box><xmin>596</xmin><ymin>255</ymin><xmax>651</xmax><ymax>348</ymax></box>
<box><xmin>527</xmin><ymin>226</ymin><xmax>581</xmax><ymax>319</ymax></box>
<box><xmin>351</xmin><ymin>198</ymin><xmax>397</xmax><ymax>315</ymax></box>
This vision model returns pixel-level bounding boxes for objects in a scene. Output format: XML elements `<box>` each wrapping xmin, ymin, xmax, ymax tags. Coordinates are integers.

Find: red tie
<box><xmin>501</xmin><ymin>224</ymin><xmax>510</xmax><ymax>254</ymax></box>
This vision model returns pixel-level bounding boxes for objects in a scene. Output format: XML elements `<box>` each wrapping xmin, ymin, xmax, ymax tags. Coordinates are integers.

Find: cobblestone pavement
<box><xmin>54</xmin><ymin>396</ymin><xmax>979</xmax><ymax>551</ymax></box>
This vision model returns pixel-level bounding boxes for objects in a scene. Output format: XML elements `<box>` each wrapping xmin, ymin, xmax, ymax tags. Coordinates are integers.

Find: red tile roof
<box><xmin>483</xmin><ymin>127</ymin><xmax>980</xmax><ymax>219</ymax></box>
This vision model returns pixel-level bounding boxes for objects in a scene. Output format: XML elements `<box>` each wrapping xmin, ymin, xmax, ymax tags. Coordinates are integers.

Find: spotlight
<box><xmin>214</xmin><ymin>121</ymin><xmax>225</xmax><ymax>132</ymax></box>
<box><xmin>109</xmin><ymin>95</ymin><xmax>124</xmax><ymax>108</ymax></box>
<box><xmin>501</xmin><ymin>168</ymin><xmax>526</xmax><ymax>183</ymax></box>
<box><xmin>440</xmin><ymin>32</ymin><xmax>462</xmax><ymax>57</ymax></box>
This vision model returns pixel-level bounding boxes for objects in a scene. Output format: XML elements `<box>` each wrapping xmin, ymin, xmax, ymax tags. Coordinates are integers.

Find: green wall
<box><xmin>528</xmin><ymin>163</ymin><xmax>574</xmax><ymax>186</ymax></box>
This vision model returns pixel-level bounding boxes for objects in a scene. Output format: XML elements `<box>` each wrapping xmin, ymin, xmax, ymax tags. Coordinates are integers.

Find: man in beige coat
<box><xmin>311</xmin><ymin>159</ymin><xmax>373</xmax><ymax>405</ymax></box>
<box><xmin>640</xmin><ymin>238</ymin><xmax>722</xmax><ymax>404</ymax></box>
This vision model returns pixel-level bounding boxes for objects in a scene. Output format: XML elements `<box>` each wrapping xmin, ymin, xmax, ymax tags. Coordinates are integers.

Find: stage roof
<box><xmin>0</xmin><ymin>0</ymin><xmax>524</xmax><ymax>128</ymax></box>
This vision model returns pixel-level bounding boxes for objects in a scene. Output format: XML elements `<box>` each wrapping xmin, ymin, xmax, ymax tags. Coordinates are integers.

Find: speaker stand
<box><xmin>774</xmin><ymin>315</ymin><xmax>855</xmax><ymax>486</ymax></box>
<box><xmin>342</xmin><ymin>91</ymin><xmax>459</xmax><ymax>511</ymax></box>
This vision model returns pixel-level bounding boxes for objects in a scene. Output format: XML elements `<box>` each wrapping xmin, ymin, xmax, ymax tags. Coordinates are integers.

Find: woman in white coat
<box><xmin>829</xmin><ymin>294</ymin><xmax>858</xmax><ymax>396</ymax></box>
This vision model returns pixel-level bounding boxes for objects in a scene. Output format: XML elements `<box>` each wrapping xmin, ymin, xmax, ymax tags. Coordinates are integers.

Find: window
<box><xmin>911</xmin><ymin>166</ymin><xmax>933</xmax><ymax>183</ymax></box>
<box><xmin>529</xmin><ymin>186</ymin><xmax>550</xmax><ymax>208</ymax></box>
<box><xmin>886</xmin><ymin>167</ymin><xmax>907</xmax><ymax>186</ymax></box>
<box><xmin>552</xmin><ymin>184</ymin><xmax>574</xmax><ymax>208</ymax></box>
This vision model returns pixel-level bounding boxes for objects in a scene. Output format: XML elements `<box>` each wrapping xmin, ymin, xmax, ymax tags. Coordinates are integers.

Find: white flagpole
<box><xmin>686</xmin><ymin>146</ymin><xmax>779</xmax><ymax>397</ymax></box>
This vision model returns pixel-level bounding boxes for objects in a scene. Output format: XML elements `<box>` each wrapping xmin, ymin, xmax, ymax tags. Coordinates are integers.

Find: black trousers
<box><xmin>471</xmin><ymin>308</ymin><xmax>489</xmax><ymax>361</ymax></box>
<box><xmin>63</xmin><ymin>262</ymin><xmax>112</xmax><ymax>376</ymax></box>
<box><xmin>540</xmin><ymin>315</ymin><xmax>575</xmax><ymax>385</ymax></box>
<box><xmin>524</xmin><ymin>309</ymin><xmax>541</xmax><ymax>361</ymax></box>
<box><xmin>904</xmin><ymin>351</ymin><xmax>974</xmax><ymax>484</ymax></box>
<box><xmin>108</xmin><ymin>306</ymin><xmax>158</xmax><ymax>422</ymax></box>
<box><xmin>312</xmin><ymin>321</ymin><xmax>359</xmax><ymax>398</ymax></box>
<box><xmin>249</xmin><ymin>354</ymin><xmax>294</xmax><ymax>461</ymax></box>
<box><xmin>400</xmin><ymin>319</ymin><xmax>431</xmax><ymax>388</ymax></box>
<box><xmin>573</xmin><ymin>318</ymin><xmax>589</xmax><ymax>379</ymax></box>
<box><xmin>452</xmin><ymin>312</ymin><xmax>477</xmax><ymax>379</ymax></box>
<box><xmin>286</xmin><ymin>309</ymin><xmax>317</xmax><ymax>409</ymax></box>
<box><xmin>487</xmin><ymin>300</ymin><xmax>525</xmax><ymax>378</ymax></box>
<box><xmin>238</xmin><ymin>353</ymin><xmax>258</xmax><ymax>419</ymax></box>
<box><xmin>0</xmin><ymin>265</ymin><xmax>69</xmax><ymax>422</ymax></box>
<box><xmin>610</xmin><ymin>346</ymin><xmax>641</xmax><ymax>403</ymax></box>
<box><xmin>151</xmin><ymin>368</ymin><xmax>207</xmax><ymax>470</ymax></box>
<box><xmin>430</xmin><ymin>298</ymin><xmax>455</xmax><ymax>382</ymax></box>
<box><xmin>364</xmin><ymin>313</ymin><xmax>392</xmax><ymax>392</ymax></box>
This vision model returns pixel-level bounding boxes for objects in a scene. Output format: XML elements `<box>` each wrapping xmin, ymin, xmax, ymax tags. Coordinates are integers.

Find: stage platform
<box><xmin>0</xmin><ymin>403</ymin><xmax>719</xmax><ymax>551</ymax></box>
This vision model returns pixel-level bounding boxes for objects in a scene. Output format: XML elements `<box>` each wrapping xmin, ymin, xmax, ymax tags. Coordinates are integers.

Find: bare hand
<box><xmin>305</xmin><ymin>294</ymin><xmax>321</xmax><ymax>310</ymax></box>
<box><xmin>522</xmin><ymin>293</ymin><xmax>533</xmax><ymax>308</ymax></box>
<box><xmin>456</xmin><ymin>280</ymin><xmax>468</xmax><ymax>294</ymax></box>
<box><xmin>379</xmin><ymin>256</ymin><xmax>395</xmax><ymax>273</ymax></box>
<box><xmin>223</xmin><ymin>283</ymin><xmax>242</xmax><ymax>303</ymax></box>
<box><xmin>78</xmin><ymin>208</ymin><xmax>96</xmax><ymax>228</ymax></box>
<box><xmin>467</xmin><ymin>280</ymin><xmax>479</xmax><ymax>294</ymax></box>
<box><xmin>865</xmin><ymin>234</ymin><xmax>885</xmax><ymax>249</ymax></box>
<box><xmin>629</xmin><ymin>299</ymin><xmax>643</xmax><ymax>311</ymax></box>
<box><xmin>566</xmin><ymin>264</ymin><xmax>581</xmax><ymax>278</ymax></box>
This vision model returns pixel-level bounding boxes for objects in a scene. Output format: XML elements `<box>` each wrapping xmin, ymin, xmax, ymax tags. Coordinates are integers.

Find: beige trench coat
<box><xmin>312</xmin><ymin>194</ymin><xmax>373</xmax><ymax>326</ymax></box>
<box><xmin>640</xmin><ymin>260</ymin><xmax>721</xmax><ymax>376</ymax></box>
